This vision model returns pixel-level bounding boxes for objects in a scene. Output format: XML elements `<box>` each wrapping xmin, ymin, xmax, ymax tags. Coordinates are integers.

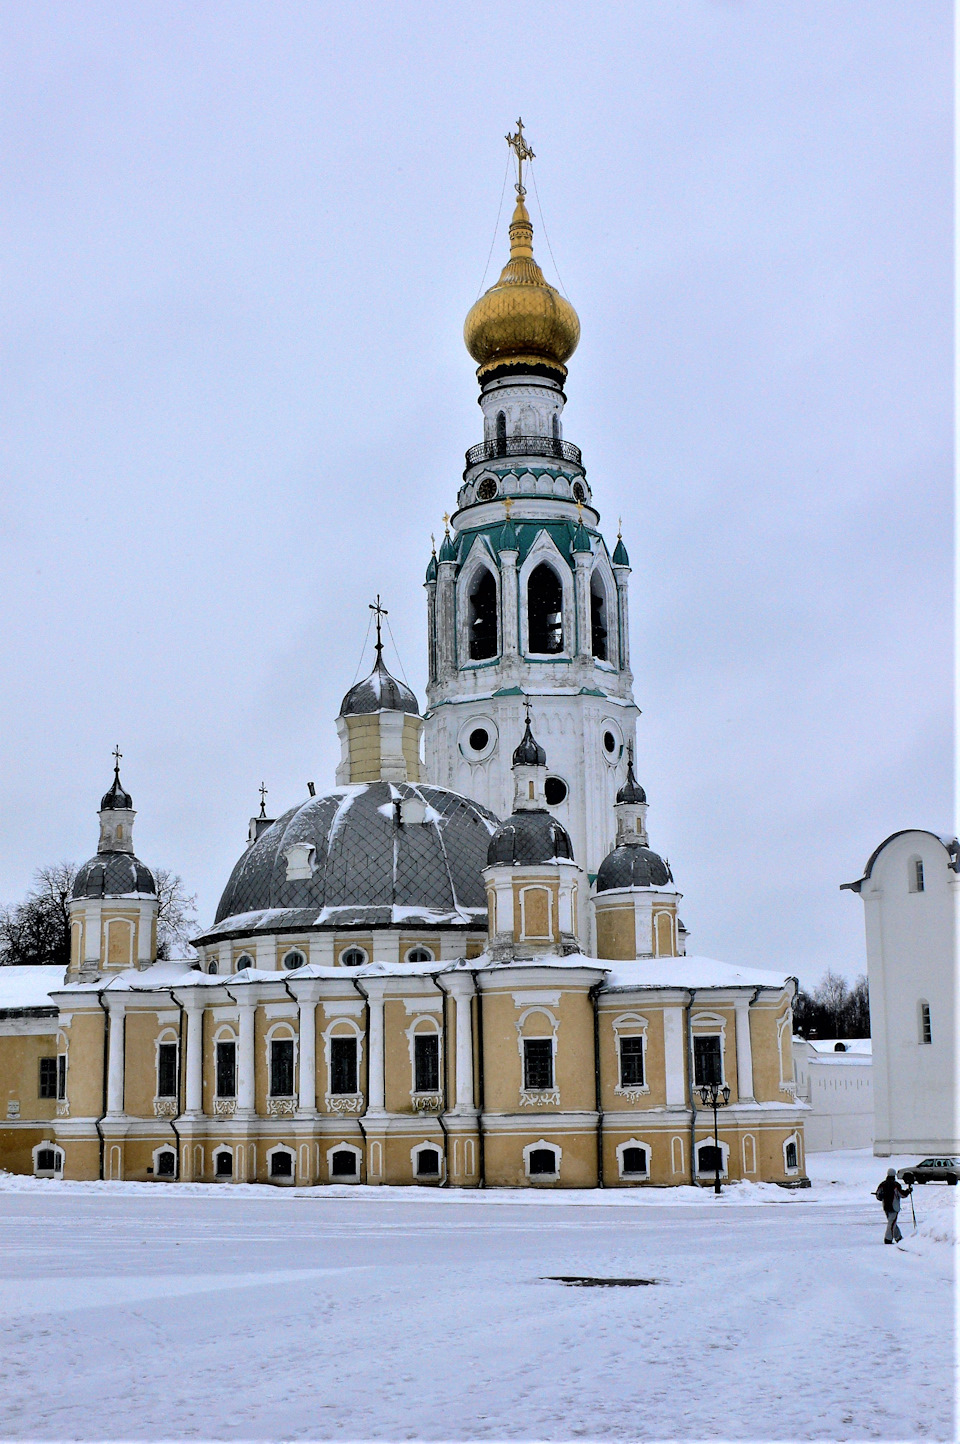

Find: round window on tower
<box><xmin>572</xmin><ymin>481</ymin><xmax>586</xmax><ymax>504</ymax></box>
<box><xmin>476</xmin><ymin>477</ymin><xmax>498</xmax><ymax>502</ymax></box>
<box><xmin>544</xmin><ymin>776</ymin><xmax>568</xmax><ymax>806</ymax></box>
<box><xmin>601</xmin><ymin>719</ymin><xmax>623</xmax><ymax>763</ymax></box>
<box><xmin>458</xmin><ymin>717</ymin><xmax>498</xmax><ymax>762</ymax></box>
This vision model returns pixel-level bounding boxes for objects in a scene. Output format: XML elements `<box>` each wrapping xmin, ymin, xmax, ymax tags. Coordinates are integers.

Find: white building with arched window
<box><xmin>843</xmin><ymin>830</ymin><xmax>959</xmax><ymax>1156</ymax></box>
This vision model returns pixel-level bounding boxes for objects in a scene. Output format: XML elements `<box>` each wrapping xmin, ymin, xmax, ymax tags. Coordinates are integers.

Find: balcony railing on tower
<box><xmin>464</xmin><ymin>435</ymin><xmax>583</xmax><ymax>471</ymax></box>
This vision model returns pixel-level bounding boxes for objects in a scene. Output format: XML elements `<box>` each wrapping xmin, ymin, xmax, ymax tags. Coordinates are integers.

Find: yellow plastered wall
<box><xmin>59</xmin><ymin>1011</ymin><xmax>106</xmax><ymax>1119</ymax></box>
<box><xmin>480</xmin><ymin>986</ymin><xmax>595</xmax><ymax>1113</ymax></box>
<box><xmin>344</xmin><ymin>715</ymin><xmax>382</xmax><ymax>782</ymax></box>
<box><xmin>511</xmin><ymin>878</ymin><xmax>560</xmax><ymax>943</ymax></box>
<box><xmin>748</xmin><ymin>997</ymin><xmax>792</xmax><ymax>1101</ymax></box>
<box><xmin>0</xmin><ymin>1031</ymin><xmax>60</xmax><ymax>1124</ymax></box>
<box><xmin>595</xmin><ymin>903</ymin><xmax>636</xmax><ymax>960</ymax></box>
<box><xmin>401</xmin><ymin>716</ymin><xmax>421</xmax><ymax>782</ymax></box>
<box><xmin>482</xmin><ymin>1129</ymin><xmax>599</xmax><ymax>1188</ymax></box>
<box><xmin>597</xmin><ymin>1003</ymin><xmax>668</xmax><ymax>1109</ymax></box>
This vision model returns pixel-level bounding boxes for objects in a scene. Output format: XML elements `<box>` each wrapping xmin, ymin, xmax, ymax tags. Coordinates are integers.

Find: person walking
<box><xmin>875</xmin><ymin>1167</ymin><xmax>912</xmax><ymax>1244</ymax></box>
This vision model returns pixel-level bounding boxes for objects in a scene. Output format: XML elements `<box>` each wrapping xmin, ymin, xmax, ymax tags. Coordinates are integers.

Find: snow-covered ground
<box><xmin>0</xmin><ymin>1150</ymin><xmax>953</xmax><ymax>1441</ymax></box>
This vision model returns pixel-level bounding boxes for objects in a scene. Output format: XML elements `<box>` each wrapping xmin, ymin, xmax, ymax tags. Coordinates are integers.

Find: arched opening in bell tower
<box><xmin>495</xmin><ymin>411</ymin><xmax>507</xmax><ymax>455</ymax></box>
<box><xmin>590</xmin><ymin>574</ymin><xmax>608</xmax><ymax>660</ymax></box>
<box><xmin>527</xmin><ymin>564</ymin><xmax>564</xmax><ymax>654</ymax></box>
<box><xmin>468</xmin><ymin>569</ymin><xmax>498</xmax><ymax>660</ymax></box>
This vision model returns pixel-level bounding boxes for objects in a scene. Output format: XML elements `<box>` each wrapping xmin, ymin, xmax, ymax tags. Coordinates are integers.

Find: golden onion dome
<box><xmin>464</xmin><ymin>195</ymin><xmax>580</xmax><ymax>381</ymax></box>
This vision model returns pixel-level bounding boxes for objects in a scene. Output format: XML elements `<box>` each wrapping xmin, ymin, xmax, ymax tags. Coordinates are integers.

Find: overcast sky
<box><xmin>0</xmin><ymin>2</ymin><xmax>951</xmax><ymax>986</ymax></box>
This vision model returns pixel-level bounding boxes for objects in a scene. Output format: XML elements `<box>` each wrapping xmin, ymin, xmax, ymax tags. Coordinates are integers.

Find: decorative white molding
<box><xmin>153</xmin><ymin>1098</ymin><xmax>178</xmax><ymax>1118</ymax></box>
<box><xmin>322</xmin><ymin>1000</ymin><xmax>364</xmax><ymax>1018</ymax></box>
<box><xmin>213</xmin><ymin>1098</ymin><xmax>236</xmax><ymax>1117</ymax></box>
<box><xmin>325</xmin><ymin>1093</ymin><xmax>364</xmax><ymax>1115</ymax></box>
<box><xmin>402</xmin><ymin>997</ymin><xmax>442</xmax><ymax>1015</ymax></box>
<box><xmin>519</xmin><ymin>1089</ymin><xmax>560</xmax><ymax>1108</ymax></box>
<box><xmin>512</xmin><ymin>991</ymin><xmax>561</xmax><ymax>1007</ymax></box>
<box><xmin>55</xmin><ymin>1100</ymin><xmax>70</xmax><ymax>1118</ymax></box>
<box><xmin>266</xmin><ymin>1097</ymin><xmax>297</xmax><ymax>1118</ymax></box>
<box><xmin>412</xmin><ymin>1092</ymin><xmax>444</xmax><ymax>1113</ymax></box>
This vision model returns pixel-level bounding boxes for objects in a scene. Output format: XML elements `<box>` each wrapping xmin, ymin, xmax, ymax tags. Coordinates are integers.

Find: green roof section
<box><xmin>613</xmin><ymin>535</ymin><xmax>630</xmax><ymax>566</ymax></box>
<box><xmin>438</xmin><ymin>531</ymin><xmax>457</xmax><ymax>563</ymax></box>
<box><xmin>425</xmin><ymin>552</ymin><xmax>438</xmax><ymax>582</ymax></box>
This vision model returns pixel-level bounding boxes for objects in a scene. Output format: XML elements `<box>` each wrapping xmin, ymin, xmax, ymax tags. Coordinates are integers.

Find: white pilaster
<box><xmin>573</xmin><ymin>552</ymin><xmax>592</xmax><ymax>658</ymax></box>
<box><xmin>663</xmin><ymin>1007</ymin><xmax>686</xmax><ymax>1106</ymax></box>
<box><xmin>237</xmin><ymin>993</ymin><xmax>257</xmax><ymax>1115</ymax></box>
<box><xmin>445</xmin><ymin>976</ymin><xmax>476</xmax><ymax>1115</ymax></box>
<box><xmin>105</xmin><ymin>996</ymin><xmax>126</xmax><ymax>1115</ymax></box>
<box><xmin>735</xmin><ymin>1000</ymin><xmax>755</xmax><ymax>1101</ymax></box>
<box><xmin>500</xmin><ymin>547</ymin><xmax>519</xmax><ymax>657</ymax></box>
<box><xmin>362</xmin><ymin>979</ymin><xmax>387</xmax><ymax>1114</ymax></box>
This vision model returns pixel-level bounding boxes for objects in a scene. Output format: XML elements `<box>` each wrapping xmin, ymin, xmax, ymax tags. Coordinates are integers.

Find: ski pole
<box><xmin>910</xmin><ymin>1191</ymin><xmax>917</xmax><ymax>1233</ymax></box>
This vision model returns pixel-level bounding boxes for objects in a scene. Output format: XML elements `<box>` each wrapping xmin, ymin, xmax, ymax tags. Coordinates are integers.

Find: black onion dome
<box><xmin>512</xmin><ymin>719</ymin><xmax>546</xmax><ymax>767</ymax></box>
<box><xmin>100</xmin><ymin>768</ymin><xmax>133</xmax><ymax>811</ymax></box>
<box><xmin>340</xmin><ymin>655</ymin><xmax>419</xmax><ymax>717</ymax></box>
<box><xmin>616</xmin><ymin>755</ymin><xmax>646</xmax><ymax>805</ymax></box>
<box><xmin>73</xmin><ymin>854</ymin><xmax>157</xmax><ymax>898</ymax></box>
<box><xmin>200</xmin><ymin>782</ymin><xmax>500</xmax><ymax>943</ymax></box>
<box><xmin>487</xmin><ymin>811</ymin><xmax>574</xmax><ymax>867</ymax></box>
<box><xmin>595</xmin><ymin>845</ymin><xmax>673</xmax><ymax>893</ymax></box>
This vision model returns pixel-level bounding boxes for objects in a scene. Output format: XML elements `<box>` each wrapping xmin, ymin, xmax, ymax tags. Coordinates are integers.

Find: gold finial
<box><xmin>430</xmin><ymin>533</ymin><xmax>436</xmax><ymax>556</ymax></box>
<box><xmin>506</xmin><ymin>117</ymin><xmax>535</xmax><ymax>198</ymax></box>
<box><xmin>617</xmin><ymin>516</ymin><xmax>623</xmax><ymax>539</ymax></box>
<box><xmin>369</xmin><ymin>594</ymin><xmax>389</xmax><ymax>659</ymax></box>
<box><xmin>576</xmin><ymin>498</ymin><xmax>584</xmax><ymax>523</ymax></box>
<box><xmin>503</xmin><ymin>496</ymin><xmax>513</xmax><ymax>517</ymax></box>
<box><xmin>442</xmin><ymin>512</ymin><xmax>451</xmax><ymax>532</ymax></box>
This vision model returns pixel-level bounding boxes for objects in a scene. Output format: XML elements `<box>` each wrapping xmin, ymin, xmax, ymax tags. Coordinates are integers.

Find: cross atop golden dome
<box><xmin>464</xmin><ymin>123</ymin><xmax>580</xmax><ymax>383</ymax></box>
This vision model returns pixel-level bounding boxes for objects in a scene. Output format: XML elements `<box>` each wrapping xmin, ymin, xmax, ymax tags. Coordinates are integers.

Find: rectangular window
<box><xmin>619</xmin><ymin>1036</ymin><xmax>645</xmax><ymax>1088</ymax></box>
<box><xmin>914</xmin><ymin>859</ymin><xmax>925</xmax><ymax>892</ymax></box>
<box><xmin>157</xmin><ymin>1043</ymin><xmax>178</xmax><ymax>1098</ymax></box>
<box><xmin>694</xmin><ymin>1035</ymin><xmax>722</xmax><ymax>1087</ymax></box>
<box><xmin>330</xmin><ymin>1036</ymin><xmax>358</xmax><ymax>1095</ymax></box>
<box><xmin>57</xmin><ymin>1055</ymin><xmax>66</xmax><ymax>1101</ymax></box>
<box><xmin>920</xmin><ymin>1003</ymin><xmax>932</xmax><ymax>1045</ymax></box>
<box><xmin>270</xmin><ymin>1039</ymin><xmax>295</xmax><ymax>1097</ymax></box>
<box><xmin>216</xmin><ymin>1040</ymin><xmax>237</xmax><ymax>1098</ymax></box>
<box><xmin>414</xmin><ymin>1034</ymin><xmax>440</xmax><ymax>1093</ymax></box>
<box><xmin>38</xmin><ymin>1057</ymin><xmax>57</xmax><ymax>1099</ymax></box>
<box><xmin>523</xmin><ymin>1037</ymin><xmax>554</xmax><ymax>1091</ymax></box>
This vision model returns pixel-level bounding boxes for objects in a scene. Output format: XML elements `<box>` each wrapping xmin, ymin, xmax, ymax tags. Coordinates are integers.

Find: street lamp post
<box><xmin>698</xmin><ymin>1080</ymin><xmax>731</xmax><ymax>1194</ymax></box>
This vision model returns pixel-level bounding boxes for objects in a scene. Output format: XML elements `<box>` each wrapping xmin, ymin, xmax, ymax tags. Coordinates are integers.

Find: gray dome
<box><xmin>340</xmin><ymin>655</ymin><xmax>419</xmax><ymax>717</ymax></box>
<box><xmin>595</xmin><ymin>845</ymin><xmax>672</xmax><ymax>893</ymax></box>
<box><xmin>203</xmin><ymin>782</ymin><xmax>500</xmax><ymax>941</ymax></box>
<box><xmin>487</xmin><ymin>811</ymin><xmax>574</xmax><ymax>867</ymax></box>
<box><xmin>616</xmin><ymin>754</ymin><xmax>646</xmax><ymax>805</ymax></box>
<box><xmin>73</xmin><ymin>853</ymin><xmax>156</xmax><ymax>898</ymax></box>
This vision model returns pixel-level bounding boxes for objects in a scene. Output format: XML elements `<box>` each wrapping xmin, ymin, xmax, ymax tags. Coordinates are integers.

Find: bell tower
<box><xmin>423</xmin><ymin>124</ymin><xmax>639</xmax><ymax>887</ymax></box>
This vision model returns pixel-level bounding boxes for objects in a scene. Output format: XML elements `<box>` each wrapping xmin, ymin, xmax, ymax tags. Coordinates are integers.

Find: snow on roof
<box><xmin>0</xmin><ymin>965</ymin><xmax>67</xmax><ymax>1010</ymax></box>
<box><xmin>602</xmin><ymin>954</ymin><xmax>792</xmax><ymax>991</ymax></box>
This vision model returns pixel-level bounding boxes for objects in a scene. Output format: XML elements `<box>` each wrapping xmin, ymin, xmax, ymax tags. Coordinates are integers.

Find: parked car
<box><xmin>897</xmin><ymin>1158</ymin><xmax>959</xmax><ymax>1185</ymax></box>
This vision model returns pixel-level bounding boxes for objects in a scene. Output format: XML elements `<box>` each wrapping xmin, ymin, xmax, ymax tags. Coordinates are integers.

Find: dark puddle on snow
<box><xmin>545</xmin><ymin>1275</ymin><xmax>662</xmax><ymax>1287</ymax></box>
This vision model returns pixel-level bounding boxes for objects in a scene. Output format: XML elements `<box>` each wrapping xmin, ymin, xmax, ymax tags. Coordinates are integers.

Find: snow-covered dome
<box><xmin>201</xmin><ymin>782</ymin><xmax>500</xmax><ymax>941</ymax></box>
<box><xmin>595</xmin><ymin>845</ymin><xmax>672</xmax><ymax>893</ymax></box>
<box><xmin>487</xmin><ymin>810</ymin><xmax>574</xmax><ymax>868</ymax></box>
<box><xmin>73</xmin><ymin>854</ymin><xmax>156</xmax><ymax>899</ymax></box>
<box><xmin>339</xmin><ymin>654</ymin><xmax>419</xmax><ymax>718</ymax></box>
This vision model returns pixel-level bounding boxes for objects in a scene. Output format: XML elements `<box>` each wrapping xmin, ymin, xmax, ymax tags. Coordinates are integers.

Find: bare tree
<box><xmin>0</xmin><ymin>862</ymin><xmax>78</xmax><ymax>967</ymax></box>
<box><xmin>1</xmin><ymin>861</ymin><xmax>198</xmax><ymax>966</ymax></box>
<box><xmin>155</xmin><ymin>868</ymin><xmax>198</xmax><ymax>960</ymax></box>
<box><xmin>793</xmin><ymin>968</ymin><xmax>870</xmax><ymax>1039</ymax></box>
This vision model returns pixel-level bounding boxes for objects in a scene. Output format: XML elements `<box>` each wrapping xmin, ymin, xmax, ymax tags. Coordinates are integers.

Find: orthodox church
<box><xmin>0</xmin><ymin>128</ymin><xmax>807</xmax><ymax>1190</ymax></box>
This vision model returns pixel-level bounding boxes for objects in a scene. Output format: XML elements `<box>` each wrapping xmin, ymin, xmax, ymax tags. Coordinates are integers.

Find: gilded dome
<box><xmin>464</xmin><ymin>196</ymin><xmax>580</xmax><ymax>380</ymax></box>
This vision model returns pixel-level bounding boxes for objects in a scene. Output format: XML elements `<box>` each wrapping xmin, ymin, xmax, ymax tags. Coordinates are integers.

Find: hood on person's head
<box><xmin>887</xmin><ymin>1168</ymin><xmax>896</xmax><ymax>1177</ymax></box>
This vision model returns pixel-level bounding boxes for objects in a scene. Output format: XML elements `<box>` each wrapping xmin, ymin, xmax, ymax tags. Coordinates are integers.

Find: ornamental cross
<box><xmin>259</xmin><ymin>781</ymin><xmax>268</xmax><ymax>819</ymax></box>
<box><xmin>506</xmin><ymin>117</ymin><xmax>535</xmax><ymax>197</ymax></box>
<box><xmin>112</xmin><ymin>744</ymin><xmax>122</xmax><ymax>772</ymax></box>
<box><xmin>369</xmin><ymin>594</ymin><xmax>388</xmax><ymax>657</ymax></box>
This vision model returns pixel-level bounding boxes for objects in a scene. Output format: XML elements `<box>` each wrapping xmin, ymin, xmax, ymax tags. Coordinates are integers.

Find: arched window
<box><xmin>214</xmin><ymin>1150</ymin><xmax>233</xmax><ymax>1178</ymax></box>
<box><xmin>590</xmin><ymin>573</ymin><xmax>607</xmax><ymax>660</ymax></box>
<box><xmin>208</xmin><ymin>961</ymin><xmax>218</xmax><ymax>975</ymax></box>
<box><xmin>236</xmin><ymin>954</ymin><xmax>254</xmax><ymax>971</ymax></box>
<box><xmin>468</xmin><ymin>569</ymin><xmax>498</xmax><ymax>661</ymax></box>
<box><xmin>154</xmin><ymin>1149</ymin><xmax>176</xmax><ymax>1178</ymax></box>
<box><xmin>405</xmin><ymin>946</ymin><xmax>435</xmax><ymax>964</ymax></box>
<box><xmin>331</xmin><ymin>1148</ymin><xmax>358</xmax><ymax>1178</ymax></box>
<box><xmin>527</xmin><ymin>564</ymin><xmax>564</xmax><ymax>654</ymax></box>
<box><xmin>282</xmin><ymin>949</ymin><xmax>306</xmax><ymax>971</ymax></box>
<box><xmin>415</xmin><ymin>1147</ymin><xmax>442</xmax><ymax>1178</ymax></box>
<box><xmin>909</xmin><ymin>857</ymin><xmax>925</xmax><ymax>892</ymax></box>
<box><xmin>495</xmin><ymin>411</ymin><xmax>507</xmax><ymax>455</ymax></box>
<box><xmin>785</xmin><ymin>1140</ymin><xmax>798</xmax><ymax>1170</ymax></box>
<box><xmin>552</xmin><ymin>413</ymin><xmax>560</xmax><ymax>440</ymax></box>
